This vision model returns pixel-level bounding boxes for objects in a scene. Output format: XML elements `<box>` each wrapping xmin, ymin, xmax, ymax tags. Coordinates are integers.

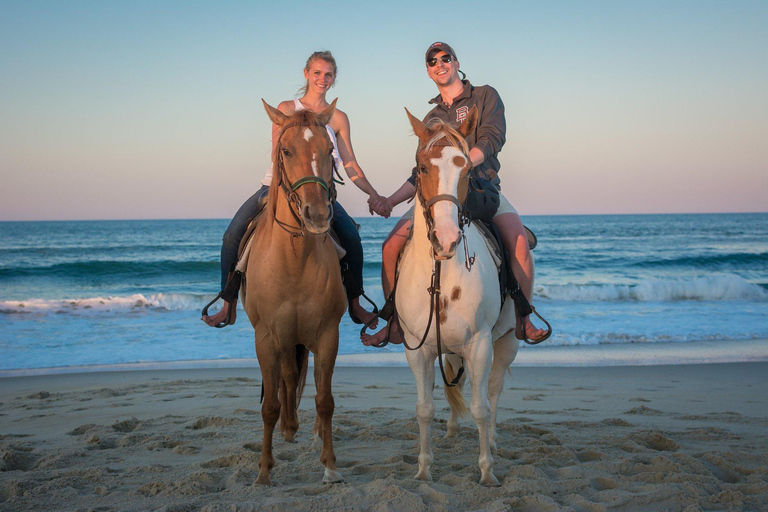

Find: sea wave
<box><xmin>0</xmin><ymin>260</ymin><xmax>218</xmax><ymax>278</ymax></box>
<box><xmin>538</xmin><ymin>274</ymin><xmax>768</xmax><ymax>302</ymax></box>
<box><xmin>0</xmin><ymin>293</ymin><xmax>209</xmax><ymax>315</ymax></box>
<box><xmin>634</xmin><ymin>252</ymin><xmax>768</xmax><ymax>269</ymax></box>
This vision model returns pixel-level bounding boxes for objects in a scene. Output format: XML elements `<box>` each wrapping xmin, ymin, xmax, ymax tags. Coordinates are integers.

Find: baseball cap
<box><xmin>425</xmin><ymin>42</ymin><xmax>457</xmax><ymax>63</ymax></box>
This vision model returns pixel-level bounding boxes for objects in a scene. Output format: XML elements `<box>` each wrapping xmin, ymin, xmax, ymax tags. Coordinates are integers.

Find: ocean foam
<box><xmin>0</xmin><ymin>293</ymin><xmax>208</xmax><ymax>315</ymax></box>
<box><xmin>538</xmin><ymin>274</ymin><xmax>768</xmax><ymax>302</ymax></box>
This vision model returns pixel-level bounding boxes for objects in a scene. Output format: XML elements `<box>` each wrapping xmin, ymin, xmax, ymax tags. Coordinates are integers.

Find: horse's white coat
<box><xmin>303</xmin><ymin>128</ymin><xmax>313</xmax><ymax>141</ymax></box>
<box><xmin>397</xmin><ymin>144</ymin><xmax>519</xmax><ymax>487</ymax></box>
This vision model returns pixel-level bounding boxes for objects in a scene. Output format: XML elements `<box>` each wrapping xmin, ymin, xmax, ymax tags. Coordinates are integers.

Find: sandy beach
<box><xmin>1</xmin><ymin>362</ymin><xmax>767</xmax><ymax>511</ymax></box>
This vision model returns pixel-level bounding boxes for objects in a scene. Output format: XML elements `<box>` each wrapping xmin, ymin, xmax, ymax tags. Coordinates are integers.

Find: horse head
<box><xmin>406</xmin><ymin>106</ymin><xmax>478</xmax><ymax>259</ymax></box>
<box><xmin>263</xmin><ymin>99</ymin><xmax>338</xmax><ymax>235</ymax></box>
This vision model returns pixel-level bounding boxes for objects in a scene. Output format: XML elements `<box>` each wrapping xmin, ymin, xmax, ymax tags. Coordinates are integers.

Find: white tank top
<box><xmin>261</xmin><ymin>99</ymin><xmax>345</xmax><ymax>186</ymax></box>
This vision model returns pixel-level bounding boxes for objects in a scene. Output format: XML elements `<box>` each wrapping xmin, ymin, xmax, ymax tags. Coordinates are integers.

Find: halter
<box><xmin>273</xmin><ymin>117</ymin><xmax>338</xmax><ymax>237</ymax></box>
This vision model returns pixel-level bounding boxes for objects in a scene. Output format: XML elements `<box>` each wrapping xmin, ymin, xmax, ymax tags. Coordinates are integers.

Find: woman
<box><xmin>202</xmin><ymin>50</ymin><xmax>390</xmax><ymax>328</ymax></box>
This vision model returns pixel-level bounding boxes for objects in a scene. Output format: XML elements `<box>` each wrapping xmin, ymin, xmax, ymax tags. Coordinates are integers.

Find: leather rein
<box><xmin>273</xmin><ymin>118</ymin><xmax>343</xmax><ymax>237</ymax></box>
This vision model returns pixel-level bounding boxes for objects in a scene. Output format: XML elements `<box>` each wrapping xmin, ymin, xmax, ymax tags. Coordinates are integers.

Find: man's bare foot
<box><xmin>202</xmin><ymin>301</ymin><xmax>236</xmax><ymax>327</ymax></box>
<box><xmin>361</xmin><ymin>317</ymin><xmax>404</xmax><ymax>346</ymax></box>
<box><xmin>515</xmin><ymin>315</ymin><xmax>546</xmax><ymax>342</ymax></box>
<box><xmin>350</xmin><ymin>298</ymin><xmax>378</xmax><ymax>328</ymax></box>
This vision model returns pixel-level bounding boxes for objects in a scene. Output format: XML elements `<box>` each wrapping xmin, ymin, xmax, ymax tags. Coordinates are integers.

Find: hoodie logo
<box><xmin>456</xmin><ymin>106</ymin><xmax>468</xmax><ymax>123</ymax></box>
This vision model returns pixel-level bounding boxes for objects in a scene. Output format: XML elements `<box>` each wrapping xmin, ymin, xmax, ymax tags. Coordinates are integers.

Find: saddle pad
<box><xmin>473</xmin><ymin>221</ymin><xmax>503</xmax><ymax>270</ymax></box>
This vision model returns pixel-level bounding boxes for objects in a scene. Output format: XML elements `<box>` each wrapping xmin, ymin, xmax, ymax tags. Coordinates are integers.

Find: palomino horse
<box><xmin>397</xmin><ymin>107</ymin><xmax>519</xmax><ymax>486</ymax></box>
<box><xmin>243</xmin><ymin>100</ymin><xmax>346</xmax><ymax>485</ymax></box>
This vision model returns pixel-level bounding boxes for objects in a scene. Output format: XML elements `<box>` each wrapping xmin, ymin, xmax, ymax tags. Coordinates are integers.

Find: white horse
<box><xmin>396</xmin><ymin>107</ymin><xmax>519</xmax><ymax>486</ymax></box>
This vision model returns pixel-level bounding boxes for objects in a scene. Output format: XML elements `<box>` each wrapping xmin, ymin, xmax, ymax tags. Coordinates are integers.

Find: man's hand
<box><xmin>368</xmin><ymin>194</ymin><xmax>392</xmax><ymax>218</ymax></box>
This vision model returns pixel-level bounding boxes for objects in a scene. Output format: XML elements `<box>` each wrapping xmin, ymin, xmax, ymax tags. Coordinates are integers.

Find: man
<box><xmin>362</xmin><ymin>42</ymin><xmax>549</xmax><ymax>347</ymax></box>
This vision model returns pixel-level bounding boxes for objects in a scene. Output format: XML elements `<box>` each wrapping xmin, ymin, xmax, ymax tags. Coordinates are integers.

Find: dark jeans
<box><xmin>219</xmin><ymin>185</ymin><xmax>365</xmax><ymax>302</ymax></box>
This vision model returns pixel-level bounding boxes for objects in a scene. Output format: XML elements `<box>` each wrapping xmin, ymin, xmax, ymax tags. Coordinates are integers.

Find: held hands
<box><xmin>368</xmin><ymin>193</ymin><xmax>392</xmax><ymax>218</ymax></box>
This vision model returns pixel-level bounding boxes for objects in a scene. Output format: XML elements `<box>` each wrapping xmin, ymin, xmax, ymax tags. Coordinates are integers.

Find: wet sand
<box><xmin>1</xmin><ymin>363</ymin><xmax>767</xmax><ymax>511</ymax></box>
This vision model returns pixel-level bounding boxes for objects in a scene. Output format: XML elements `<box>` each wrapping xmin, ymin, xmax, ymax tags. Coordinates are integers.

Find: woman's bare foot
<box><xmin>350</xmin><ymin>297</ymin><xmax>378</xmax><ymax>328</ymax></box>
<box><xmin>202</xmin><ymin>300</ymin><xmax>236</xmax><ymax>327</ymax></box>
<box><xmin>361</xmin><ymin>316</ymin><xmax>404</xmax><ymax>346</ymax></box>
<box><xmin>515</xmin><ymin>315</ymin><xmax>546</xmax><ymax>342</ymax></box>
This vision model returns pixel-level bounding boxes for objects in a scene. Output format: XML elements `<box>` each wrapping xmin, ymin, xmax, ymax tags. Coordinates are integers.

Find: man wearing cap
<box><xmin>361</xmin><ymin>42</ymin><xmax>550</xmax><ymax>347</ymax></box>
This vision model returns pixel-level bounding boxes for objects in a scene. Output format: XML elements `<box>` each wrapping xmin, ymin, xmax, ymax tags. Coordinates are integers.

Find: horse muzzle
<box><xmin>302</xmin><ymin>202</ymin><xmax>333</xmax><ymax>235</ymax></box>
<box><xmin>429</xmin><ymin>228</ymin><xmax>462</xmax><ymax>260</ymax></box>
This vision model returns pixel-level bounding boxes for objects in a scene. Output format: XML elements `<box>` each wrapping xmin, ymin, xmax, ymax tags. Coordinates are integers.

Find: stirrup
<box><xmin>518</xmin><ymin>305</ymin><xmax>552</xmax><ymax>345</ymax></box>
<box><xmin>348</xmin><ymin>292</ymin><xmax>379</xmax><ymax>325</ymax></box>
<box><xmin>201</xmin><ymin>292</ymin><xmax>236</xmax><ymax>328</ymax></box>
<box><xmin>359</xmin><ymin>291</ymin><xmax>394</xmax><ymax>341</ymax></box>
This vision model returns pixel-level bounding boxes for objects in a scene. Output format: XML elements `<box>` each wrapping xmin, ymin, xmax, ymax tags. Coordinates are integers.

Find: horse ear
<box><xmin>405</xmin><ymin>108</ymin><xmax>430</xmax><ymax>141</ymax></box>
<box><xmin>457</xmin><ymin>105</ymin><xmax>478</xmax><ymax>138</ymax></box>
<box><xmin>263</xmin><ymin>99</ymin><xmax>288</xmax><ymax>126</ymax></box>
<box><xmin>316</xmin><ymin>98</ymin><xmax>338</xmax><ymax>126</ymax></box>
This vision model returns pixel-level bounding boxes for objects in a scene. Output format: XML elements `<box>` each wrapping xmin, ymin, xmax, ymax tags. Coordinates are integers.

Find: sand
<box><xmin>1</xmin><ymin>362</ymin><xmax>767</xmax><ymax>511</ymax></box>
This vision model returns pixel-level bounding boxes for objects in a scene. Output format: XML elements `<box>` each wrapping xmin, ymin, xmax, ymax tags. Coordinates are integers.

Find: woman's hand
<box><xmin>368</xmin><ymin>193</ymin><xmax>392</xmax><ymax>218</ymax></box>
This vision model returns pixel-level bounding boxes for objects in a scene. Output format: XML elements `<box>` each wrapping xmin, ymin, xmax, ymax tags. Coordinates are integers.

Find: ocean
<box><xmin>1</xmin><ymin>213</ymin><xmax>767</xmax><ymax>373</ymax></box>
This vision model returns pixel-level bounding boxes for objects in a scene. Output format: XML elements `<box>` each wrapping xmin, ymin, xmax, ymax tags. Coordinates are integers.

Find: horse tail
<box><xmin>444</xmin><ymin>355</ymin><xmax>468</xmax><ymax>419</ymax></box>
<box><xmin>295</xmin><ymin>344</ymin><xmax>309</xmax><ymax>409</ymax></box>
<box><xmin>278</xmin><ymin>344</ymin><xmax>310</xmax><ymax>436</ymax></box>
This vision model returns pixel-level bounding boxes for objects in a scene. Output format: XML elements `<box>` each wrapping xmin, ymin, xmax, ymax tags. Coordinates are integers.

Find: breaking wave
<box><xmin>538</xmin><ymin>274</ymin><xmax>768</xmax><ymax>302</ymax></box>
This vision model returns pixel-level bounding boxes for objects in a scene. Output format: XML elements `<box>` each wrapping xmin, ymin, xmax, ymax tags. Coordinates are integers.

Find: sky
<box><xmin>1</xmin><ymin>0</ymin><xmax>767</xmax><ymax>220</ymax></box>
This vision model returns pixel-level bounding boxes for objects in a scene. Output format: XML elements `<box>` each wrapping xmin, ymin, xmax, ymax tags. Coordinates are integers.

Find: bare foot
<box><xmin>361</xmin><ymin>317</ymin><xmax>404</xmax><ymax>346</ymax></box>
<box><xmin>201</xmin><ymin>300</ymin><xmax>236</xmax><ymax>327</ymax></box>
<box><xmin>350</xmin><ymin>297</ymin><xmax>378</xmax><ymax>328</ymax></box>
<box><xmin>515</xmin><ymin>315</ymin><xmax>546</xmax><ymax>341</ymax></box>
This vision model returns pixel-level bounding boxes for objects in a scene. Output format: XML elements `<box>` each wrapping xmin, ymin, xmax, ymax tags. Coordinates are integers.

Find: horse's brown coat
<box><xmin>243</xmin><ymin>100</ymin><xmax>346</xmax><ymax>485</ymax></box>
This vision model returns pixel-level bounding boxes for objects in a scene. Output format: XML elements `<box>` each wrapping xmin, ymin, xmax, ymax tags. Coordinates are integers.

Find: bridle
<box><xmin>273</xmin><ymin>118</ymin><xmax>340</xmax><ymax>237</ymax></box>
<box><xmin>414</xmin><ymin>139</ymin><xmax>475</xmax><ymax>270</ymax></box>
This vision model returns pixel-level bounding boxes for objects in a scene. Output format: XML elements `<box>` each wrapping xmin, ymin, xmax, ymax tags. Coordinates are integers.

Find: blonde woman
<box><xmin>203</xmin><ymin>51</ymin><xmax>390</xmax><ymax>328</ymax></box>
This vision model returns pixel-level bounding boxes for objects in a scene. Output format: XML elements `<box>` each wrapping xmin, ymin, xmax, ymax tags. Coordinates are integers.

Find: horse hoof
<box><xmin>414</xmin><ymin>470</ymin><xmax>432</xmax><ymax>482</ymax></box>
<box><xmin>480</xmin><ymin>474</ymin><xmax>500</xmax><ymax>487</ymax></box>
<box><xmin>445</xmin><ymin>429</ymin><xmax>459</xmax><ymax>438</ymax></box>
<box><xmin>323</xmin><ymin>469</ymin><xmax>344</xmax><ymax>483</ymax></box>
<box><xmin>255</xmin><ymin>473</ymin><xmax>273</xmax><ymax>486</ymax></box>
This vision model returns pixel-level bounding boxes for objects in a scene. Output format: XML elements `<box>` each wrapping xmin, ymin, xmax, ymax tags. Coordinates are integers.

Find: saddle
<box><xmin>220</xmin><ymin>192</ymin><xmax>347</xmax><ymax>305</ymax></box>
<box><xmin>371</xmin><ymin>218</ymin><xmax>540</xmax><ymax>347</ymax></box>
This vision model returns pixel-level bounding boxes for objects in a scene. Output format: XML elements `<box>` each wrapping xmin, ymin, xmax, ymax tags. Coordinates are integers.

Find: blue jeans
<box><xmin>219</xmin><ymin>186</ymin><xmax>365</xmax><ymax>302</ymax></box>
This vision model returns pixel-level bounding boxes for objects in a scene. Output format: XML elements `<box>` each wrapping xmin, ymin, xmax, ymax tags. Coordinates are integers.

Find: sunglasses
<box><xmin>427</xmin><ymin>55</ymin><xmax>453</xmax><ymax>67</ymax></box>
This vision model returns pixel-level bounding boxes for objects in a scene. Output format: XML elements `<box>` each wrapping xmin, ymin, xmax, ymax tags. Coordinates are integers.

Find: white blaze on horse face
<box><xmin>311</xmin><ymin>153</ymin><xmax>318</xmax><ymax>176</ymax></box>
<box><xmin>429</xmin><ymin>146</ymin><xmax>466</xmax><ymax>255</ymax></box>
<box><xmin>303</xmin><ymin>128</ymin><xmax>313</xmax><ymax>142</ymax></box>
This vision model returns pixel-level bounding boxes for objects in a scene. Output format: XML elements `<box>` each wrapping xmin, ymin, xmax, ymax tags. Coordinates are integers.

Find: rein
<box><xmin>273</xmin><ymin>119</ymin><xmax>337</xmax><ymax>238</ymax></box>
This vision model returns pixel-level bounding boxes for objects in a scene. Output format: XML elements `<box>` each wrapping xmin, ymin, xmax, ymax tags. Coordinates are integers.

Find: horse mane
<box><xmin>422</xmin><ymin>118</ymin><xmax>470</xmax><ymax>156</ymax></box>
<box><xmin>267</xmin><ymin>109</ymin><xmax>324</xmax><ymax>215</ymax></box>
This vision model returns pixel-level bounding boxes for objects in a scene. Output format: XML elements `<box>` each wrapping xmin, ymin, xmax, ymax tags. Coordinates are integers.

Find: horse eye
<box><xmin>419</xmin><ymin>165</ymin><xmax>428</xmax><ymax>174</ymax></box>
<box><xmin>282</xmin><ymin>148</ymin><xmax>292</xmax><ymax>157</ymax></box>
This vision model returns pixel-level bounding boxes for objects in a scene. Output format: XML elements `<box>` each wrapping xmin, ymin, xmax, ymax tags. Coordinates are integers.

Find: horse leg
<box><xmin>444</xmin><ymin>353</ymin><xmax>466</xmax><ymax>438</ymax></box>
<box><xmin>279</xmin><ymin>346</ymin><xmax>300</xmax><ymax>443</ymax></box>
<box><xmin>255</xmin><ymin>343</ymin><xmax>280</xmax><ymax>486</ymax></box>
<box><xmin>406</xmin><ymin>348</ymin><xmax>436</xmax><ymax>481</ymax></box>
<box><xmin>314</xmin><ymin>331</ymin><xmax>343</xmax><ymax>483</ymax></box>
<box><xmin>488</xmin><ymin>332</ymin><xmax>518</xmax><ymax>451</ymax></box>
<box><xmin>466</xmin><ymin>335</ymin><xmax>500</xmax><ymax>486</ymax></box>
